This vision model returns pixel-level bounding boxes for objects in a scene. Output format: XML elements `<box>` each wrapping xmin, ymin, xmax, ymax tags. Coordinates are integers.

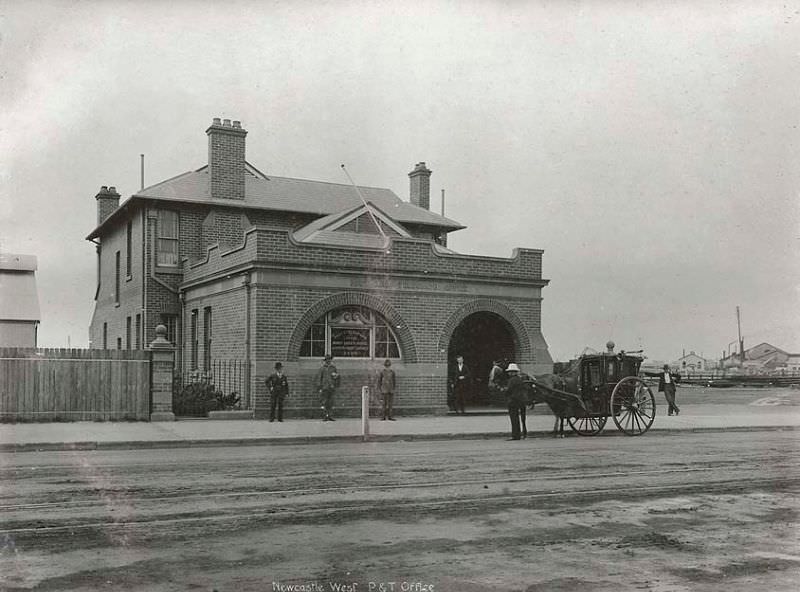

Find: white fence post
<box><xmin>361</xmin><ymin>386</ymin><xmax>370</xmax><ymax>441</ymax></box>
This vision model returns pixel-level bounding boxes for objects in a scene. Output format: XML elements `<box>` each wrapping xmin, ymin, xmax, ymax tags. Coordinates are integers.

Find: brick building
<box><xmin>87</xmin><ymin>118</ymin><xmax>552</xmax><ymax>417</ymax></box>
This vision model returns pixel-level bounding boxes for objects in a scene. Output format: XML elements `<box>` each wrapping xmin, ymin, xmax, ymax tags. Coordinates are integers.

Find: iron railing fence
<box><xmin>174</xmin><ymin>359</ymin><xmax>249</xmax><ymax>416</ymax></box>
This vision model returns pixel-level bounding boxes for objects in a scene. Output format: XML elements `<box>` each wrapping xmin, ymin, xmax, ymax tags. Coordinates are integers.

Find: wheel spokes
<box><xmin>612</xmin><ymin>377</ymin><xmax>655</xmax><ymax>436</ymax></box>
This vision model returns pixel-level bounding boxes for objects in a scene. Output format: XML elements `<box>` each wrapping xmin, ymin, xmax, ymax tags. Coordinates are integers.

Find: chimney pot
<box><xmin>213</xmin><ymin>117</ymin><xmax>221</xmax><ymax>125</ymax></box>
<box><xmin>206</xmin><ymin>116</ymin><xmax>247</xmax><ymax>200</ymax></box>
<box><xmin>408</xmin><ymin>161</ymin><xmax>432</xmax><ymax>210</ymax></box>
<box><xmin>95</xmin><ymin>184</ymin><xmax>120</xmax><ymax>225</ymax></box>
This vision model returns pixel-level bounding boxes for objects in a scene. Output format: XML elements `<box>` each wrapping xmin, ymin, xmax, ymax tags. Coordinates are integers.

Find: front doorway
<box><xmin>447</xmin><ymin>311</ymin><xmax>516</xmax><ymax>408</ymax></box>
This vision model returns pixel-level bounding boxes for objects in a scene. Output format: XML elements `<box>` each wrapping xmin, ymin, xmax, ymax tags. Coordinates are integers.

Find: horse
<box><xmin>521</xmin><ymin>361</ymin><xmax>582</xmax><ymax>437</ymax></box>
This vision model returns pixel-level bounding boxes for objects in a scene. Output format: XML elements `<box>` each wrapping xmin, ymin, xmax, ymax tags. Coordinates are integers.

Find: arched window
<box><xmin>300</xmin><ymin>306</ymin><xmax>401</xmax><ymax>359</ymax></box>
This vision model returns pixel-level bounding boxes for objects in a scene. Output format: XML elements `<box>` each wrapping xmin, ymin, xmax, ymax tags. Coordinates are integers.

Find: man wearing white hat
<box><xmin>504</xmin><ymin>363</ymin><xmax>528</xmax><ymax>440</ymax></box>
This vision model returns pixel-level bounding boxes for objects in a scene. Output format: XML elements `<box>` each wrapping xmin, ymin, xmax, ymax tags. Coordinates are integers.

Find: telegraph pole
<box><xmin>736</xmin><ymin>306</ymin><xmax>744</xmax><ymax>363</ymax></box>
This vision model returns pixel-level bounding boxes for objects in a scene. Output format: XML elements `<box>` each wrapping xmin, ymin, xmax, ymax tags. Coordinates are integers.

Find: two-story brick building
<box><xmin>87</xmin><ymin>118</ymin><xmax>552</xmax><ymax>417</ymax></box>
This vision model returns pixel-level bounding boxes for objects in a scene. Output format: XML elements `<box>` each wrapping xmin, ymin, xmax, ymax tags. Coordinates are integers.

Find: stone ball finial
<box><xmin>149</xmin><ymin>323</ymin><xmax>174</xmax><ymax>350</ymax></box>
<box><xmin>606</xmin><ymin>340</ymin><xmax>615</xmax><ymax>353</ymax></box>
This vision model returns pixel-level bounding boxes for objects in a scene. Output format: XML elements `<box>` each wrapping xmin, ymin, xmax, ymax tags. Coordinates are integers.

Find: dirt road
<box><xmin>1</xmin><ymin>429</ymin><xmax>798</xmax><ymax>591</ymax></box>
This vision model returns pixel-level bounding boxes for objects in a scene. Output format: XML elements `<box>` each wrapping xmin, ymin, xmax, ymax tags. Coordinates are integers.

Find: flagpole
<box><xmin>340</xmin><ymin>164</ymin><xmax>388</xmax><ymax>243</ymax></box>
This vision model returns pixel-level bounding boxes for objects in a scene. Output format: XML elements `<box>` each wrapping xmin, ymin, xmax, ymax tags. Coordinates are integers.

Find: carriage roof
<box><xmin>578</xmin><ymin>351</ymin><xmax>644</xmax><ymax>364</ymax></box>
<box><xmin>556</xmin><ymin>351</ymin><xmax>645</xmax><ymax>378</ymax></box>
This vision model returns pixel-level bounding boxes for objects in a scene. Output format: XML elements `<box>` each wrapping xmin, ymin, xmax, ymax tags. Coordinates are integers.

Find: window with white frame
<box><xmin>300</xmin><ymin>306</ymin><xmax>401</xmax><ymax>359</ymax></box>
<box><xmin>157</xmin><ymin>210</ymin><xmax>179</xmax><ymax>266</ymax></box>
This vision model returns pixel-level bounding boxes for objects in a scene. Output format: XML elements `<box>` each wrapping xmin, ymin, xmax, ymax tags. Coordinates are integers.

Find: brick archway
<box><xmin>438</xmin><ymin>299</ymin><xmax>532</xmax><ymax>361</ymax></box>
<box><xmin>286</xmin><ymin>292</ymin><xmax>418</xmax><ymax>362</ymax></box>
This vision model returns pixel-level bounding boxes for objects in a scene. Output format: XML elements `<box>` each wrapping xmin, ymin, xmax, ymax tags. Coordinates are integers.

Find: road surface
<box><xmin>1</xmin><ymin>429</ymin><xmax>799</xmax><ymax>591</ymax></box>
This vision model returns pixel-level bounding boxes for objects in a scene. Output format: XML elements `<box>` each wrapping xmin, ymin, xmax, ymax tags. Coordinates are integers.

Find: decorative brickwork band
<box><xmin>438</xmin><ymin>299</ymin><xmax>532</xmax><ymax>361</ymax></box>
<box><xmin>286</xmin><ymin>292</ymin><xmax>418</xmax><ymax>362</ymax></box>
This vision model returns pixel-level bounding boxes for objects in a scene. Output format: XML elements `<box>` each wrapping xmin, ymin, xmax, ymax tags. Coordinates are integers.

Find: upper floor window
<box><xmin>157</xmin><ymin>210</ymin><xmax>179</xmax><ymax>266</ymax></box>
<box><xmin>126</xmin><ymin>220</ymin><xmax>132</xmax><ymax>277</ymax></box>
<box><xmin>114</xmin><ymin>251</ymin><xmax>120</xmax><ymax>304</ymax></box>
<box><xmin>300</xmin><ymin>306</ymin><xmax>401</xmax><ymax>359</ymax></box>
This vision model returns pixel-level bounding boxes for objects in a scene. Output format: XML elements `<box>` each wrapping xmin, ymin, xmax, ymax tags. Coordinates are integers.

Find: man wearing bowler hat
<box><xmin>266</xmin><ymin>362</ymin><xmax>289</xmax><ymax>422</ymax></box>
<box><xmin>316</xmin><ymin>354</ymin><xmax>340</xmax><ymax>421</ymax></box>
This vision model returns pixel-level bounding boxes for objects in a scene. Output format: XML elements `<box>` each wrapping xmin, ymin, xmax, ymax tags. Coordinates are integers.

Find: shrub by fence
<box><xmin>174</xmin><ymin>359</ymin><xmax>247</xmax><ymax>416</ymax></box>
<box><xmin>0</xmin><ymin>348</ymin><xmax>150</xmax><ymax>422</ymax></box>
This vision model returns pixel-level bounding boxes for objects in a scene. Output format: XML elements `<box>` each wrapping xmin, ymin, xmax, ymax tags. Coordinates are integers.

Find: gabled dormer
<box><xmin>293</xmin><ymin>201</ymin><xmax>411</xmax><ymax>249</ymax></box>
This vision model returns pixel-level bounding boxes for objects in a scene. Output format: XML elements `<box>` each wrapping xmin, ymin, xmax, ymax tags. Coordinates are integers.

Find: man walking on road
<box><xmin>646</xmin><ymin>364</ymin><xmax>681</xmax><ymax>416</ymax></box>
<box><xmin>504</xmin><ymin>363</ymin><xmax>528</xmax><ymax>440</ymax></box>
<box><xmin>266</xmin><ymin>362</ymin><xmax>289</xmax><ymax>422</ymax></box>
<box><xmin>316</xmin><ymin>354</ymin><xmax>340</xmax><ymax>421</ymax></box>
<box><xmin>377</xmin><ymin>358</ymin><xmax>397</xmax><ymax>421</ymax></box>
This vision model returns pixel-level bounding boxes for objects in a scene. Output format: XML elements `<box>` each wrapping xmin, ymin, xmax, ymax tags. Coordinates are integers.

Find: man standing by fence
<box><xmin>316</xmin><ymin>354</ymin><xmax>340</xmax><ymax>421</ymax></box>
<box><xmin>266</xmin><ymin>362</ymin><xmax>289</xmax><ymax>422</ymax></box>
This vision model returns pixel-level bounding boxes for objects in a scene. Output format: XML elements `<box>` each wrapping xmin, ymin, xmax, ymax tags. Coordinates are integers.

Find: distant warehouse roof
<box><xmin>0</xmin><ymin>253</ymin><xmax>41</xmax><ymax>321</ymax></box>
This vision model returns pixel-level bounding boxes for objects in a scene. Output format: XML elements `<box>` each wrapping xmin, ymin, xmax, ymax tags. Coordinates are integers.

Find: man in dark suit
<box><xmin>266</xmin><ymin>362</ymin><xmax>289</xmax><ymax>422</ymax></box>
<box><xmin>645</xmin><ymin>364</ymin><xmax>681</xmax><ymax>416</ymax></box>
<box><xmin>449</xmin><ymin>355</ymin><xmax>471</xmax><ymax>414</ymax></box>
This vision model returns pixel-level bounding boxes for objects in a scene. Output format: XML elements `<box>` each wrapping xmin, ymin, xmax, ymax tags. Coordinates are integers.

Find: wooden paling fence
<box><xmin>0</xmin><ymin>348</ymin><xmax>151</xmax><ymax>422</ymax></box>
<box><xmin>677</xmin><ymin>374</ymin><xmax>800</xmax><ymax>388</ymax></box>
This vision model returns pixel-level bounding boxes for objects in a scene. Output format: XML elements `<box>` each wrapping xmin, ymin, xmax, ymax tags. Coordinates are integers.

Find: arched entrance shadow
<box><xmin>439</xmin><ymin>301</ymin><xmax>532</xmax><ymax>409</ymax></box>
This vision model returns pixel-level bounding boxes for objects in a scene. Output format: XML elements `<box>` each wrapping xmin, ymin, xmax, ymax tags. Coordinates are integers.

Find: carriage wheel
<box><xmin>610</xmin><ymin>377</ymin><xmax>656</xmax><ymax>436</ymax></box>
<box><xmin>567</xmin><ymin>415</ymin><xmax>608</xmax><ymax>436</ymax></box>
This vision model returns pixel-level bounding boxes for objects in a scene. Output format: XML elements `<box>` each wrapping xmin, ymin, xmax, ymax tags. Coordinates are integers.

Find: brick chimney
<box><xmin>95</xmin><ymin>185</ymin><xmax>120</xmax><ymax>225</ymax></box>
<box><xmin>206</xmin><ymin>118</ymin><xmax>247</xmax><ymax>200</ymax></box>
<box><xmin>408</xmin><ymin>162</ymin><xmax>432</xmax><ymax>210</ymax></box>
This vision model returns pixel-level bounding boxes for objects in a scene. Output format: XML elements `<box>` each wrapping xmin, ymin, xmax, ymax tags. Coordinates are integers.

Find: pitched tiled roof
<box><xmin>97</xmin><ymin>164</ymin><xmax>463</xmax><ymax>233</ymax></box>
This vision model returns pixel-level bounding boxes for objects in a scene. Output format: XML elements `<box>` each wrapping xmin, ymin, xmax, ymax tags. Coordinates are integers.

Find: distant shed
<box><xmin>0</xmin><ymin>253</ymin><xmax>41</xmax><ymax>347</ymax></box>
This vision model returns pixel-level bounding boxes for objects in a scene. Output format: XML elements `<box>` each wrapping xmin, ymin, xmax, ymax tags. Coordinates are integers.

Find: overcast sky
<box><xmin>2</xmin><ymin>0</ymin><xmax>798</xmax><ymax>362</ymax></box>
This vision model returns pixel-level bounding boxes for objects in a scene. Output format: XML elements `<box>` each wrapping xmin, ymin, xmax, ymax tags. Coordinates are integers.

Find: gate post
<box><xmin>361</xmin><ymin>386</ymin><xmax>370</xmax><ymax>441</ymax></box>
<box><xmin>149</xmin><ymin>324</ymin><xmax>176</xmax><ymax>421</ymax></box>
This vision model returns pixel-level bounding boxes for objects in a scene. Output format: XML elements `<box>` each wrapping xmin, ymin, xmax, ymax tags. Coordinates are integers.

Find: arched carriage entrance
<box><xmin>447</xmin><ymin>311</ymin><xmax>516</xmax><ymax>408</ymax></box>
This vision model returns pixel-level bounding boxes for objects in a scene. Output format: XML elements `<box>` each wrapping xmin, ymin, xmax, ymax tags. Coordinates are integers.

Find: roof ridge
<box><xmin>261</xmin><ymin>173</ymin><xmax>395</xmax><ymax>193</ymax></box>
<box><xmin>180</xmin><ymin>165</ymin><xmax>395</xmax><ymax>194</ymax></box>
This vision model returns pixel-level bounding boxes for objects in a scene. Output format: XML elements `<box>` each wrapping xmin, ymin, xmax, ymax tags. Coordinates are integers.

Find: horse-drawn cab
<box><xmin>528</xmin><ymin>342</ymin><xmax>655</xmax><ymax>437</ymax></box>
